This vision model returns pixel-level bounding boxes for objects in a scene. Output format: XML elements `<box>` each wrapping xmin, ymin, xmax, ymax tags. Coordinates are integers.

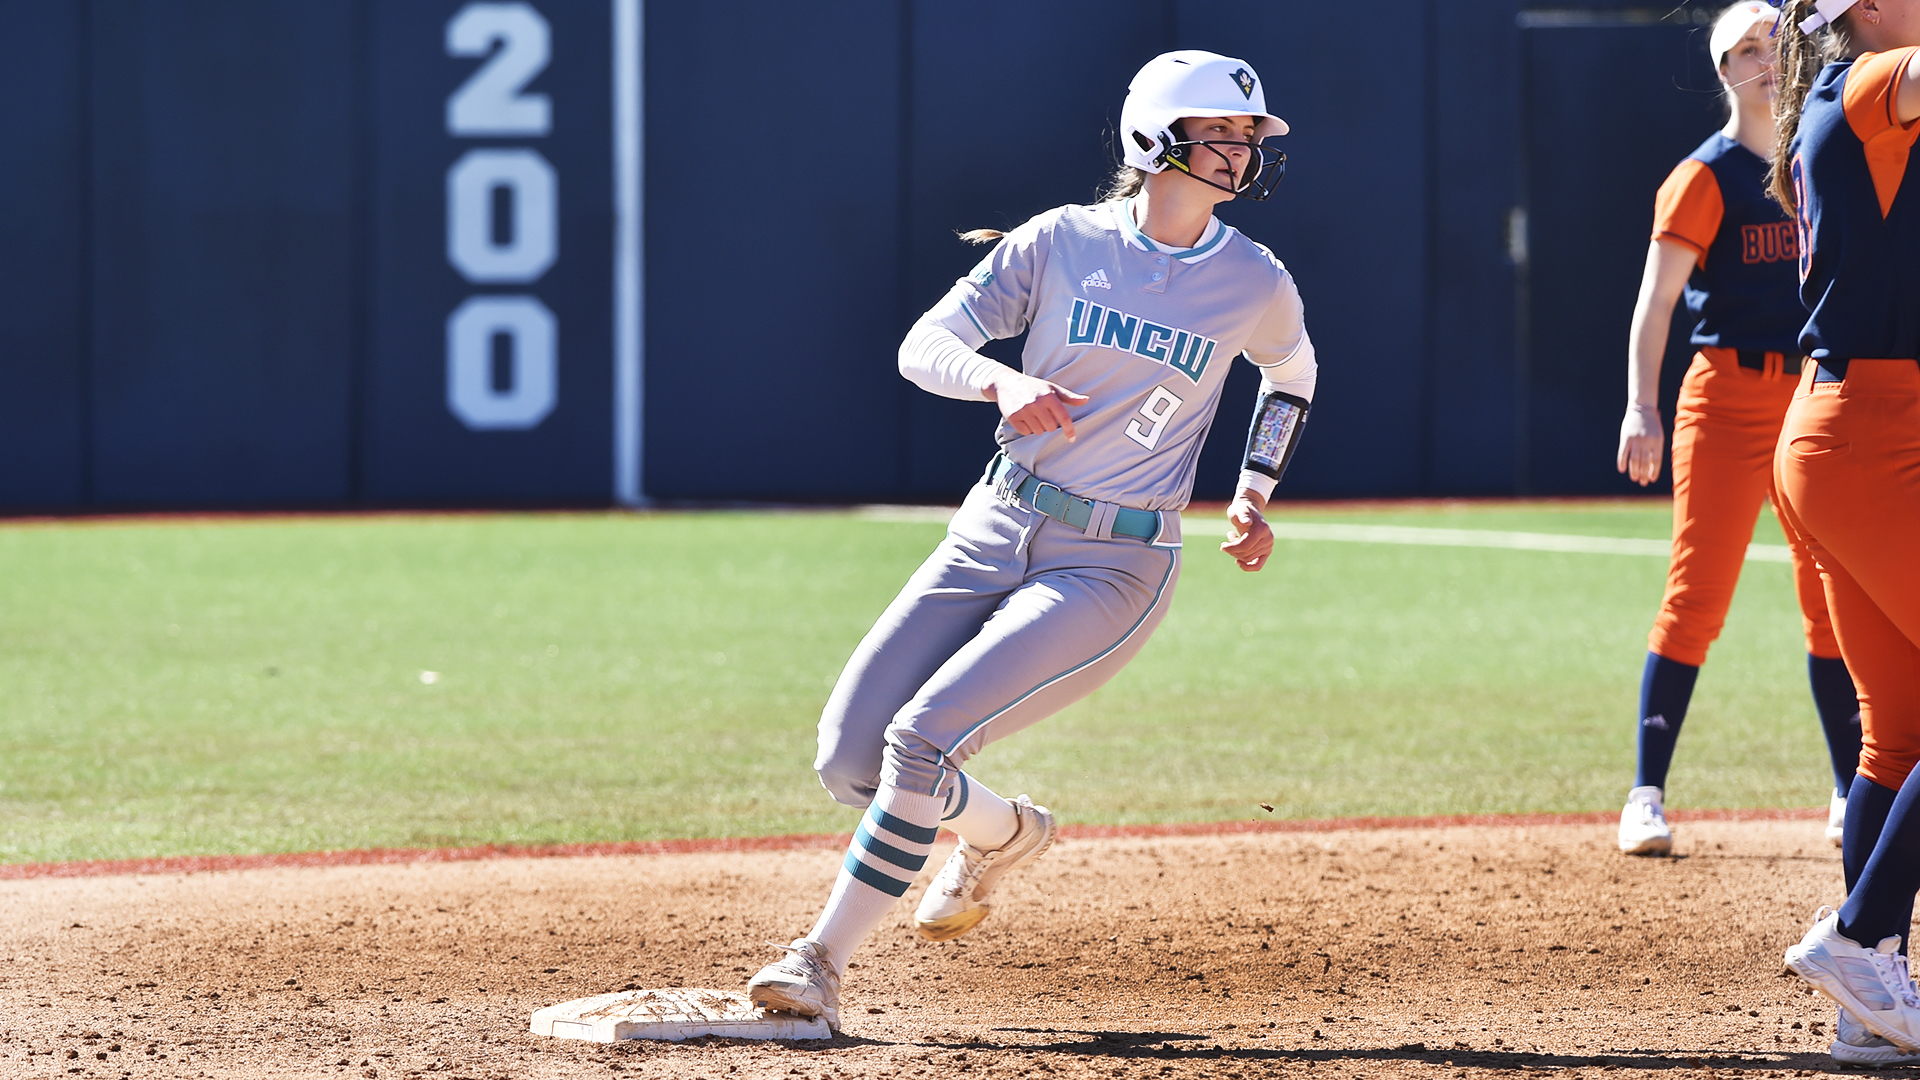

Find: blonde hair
<box><xmin>1769</xmin><ymin>0</ymin><xmax>1856</xmax><ymax>208</ymax></box>
<box><xmin>1098</xmin><ymin>164</ymin><xmax>1148</xmax><ymax>203</ymax></box>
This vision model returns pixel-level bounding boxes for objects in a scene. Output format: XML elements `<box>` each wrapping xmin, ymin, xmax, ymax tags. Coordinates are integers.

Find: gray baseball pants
<box><xmin>814</xmin><ymin>479</ymin><xmax>1182</xmax><ymax>806</ymax></box>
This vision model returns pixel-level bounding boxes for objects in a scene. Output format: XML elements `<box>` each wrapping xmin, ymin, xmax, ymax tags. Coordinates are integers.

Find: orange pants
<box><xmin>1774</xmin><ymin>360</ymin><xmax>1920</xmax><ymax>789</ymax></box>
<box><xmin>1649</xmin><ymin>349</ymin><xmax>1841</xmax><ymax>667</ymax></box>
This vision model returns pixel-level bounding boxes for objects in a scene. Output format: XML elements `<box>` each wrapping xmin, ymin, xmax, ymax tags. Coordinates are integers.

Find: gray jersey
<box><xmin>924</xmin><ymin>199</ymin><xmax>1315</xmax><ymax>513</ymax></box>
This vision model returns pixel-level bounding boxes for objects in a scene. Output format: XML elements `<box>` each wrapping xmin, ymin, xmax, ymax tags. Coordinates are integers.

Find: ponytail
<box><xmin>956</xmin><ymin>162</ymin><xmax>1148</xmax><ymax>244</ymax></box>
<box><xmin>1769</xmin><ymin>0</ymin><xmax>1855</xmax><ymax>208</ymax></box>
<box><xmin>1097</xmin><ymin>164</ymin><xmax>1147</xmax><ymax>203</ymax></box>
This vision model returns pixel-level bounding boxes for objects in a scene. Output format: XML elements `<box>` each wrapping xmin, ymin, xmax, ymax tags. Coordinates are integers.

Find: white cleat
<box><xmin>745</xmin><ymin>938</ymin><xmax>840</xmax><ymax>1032</ymax></box>
<box><xmin>1785</xmin><ymin>908</ymin><xmax>1920</xmax><ymax>1051</ymax></box>
<box><xmin>914</xmin><ymin>795</ymin><xmax>1058</xmax><ymax>942</ymax></box>
<box><xmin>1833</xmin><ymin>1007</ymin><xmax>1920</xmax><ymax>1066</ymax></box>
<box><xmin>1828</xmin><ymin>792</ymin><xmax>1848</xmax><ymax>848</ymax></box>
<box><xmin>1618</xmin><ymin>786</ymin><xmax>1673</xmax><ymax>856</ymax></box>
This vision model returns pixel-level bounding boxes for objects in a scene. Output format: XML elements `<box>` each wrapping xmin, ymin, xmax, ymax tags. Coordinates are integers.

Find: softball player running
<box><xmin>745</xmin><ymin>50</ymin><xmax>1317</xmax><ymax>1030</ymax></box>
<box><xmin>1767</xmin><ymin>0</ymin><xmax>1920</xmax><ymax>1066</ymax></box>
<box><xmin>1614</xmin><ymin>1</ymin><xmax>1862</xmax><ymax>858</ymax></box>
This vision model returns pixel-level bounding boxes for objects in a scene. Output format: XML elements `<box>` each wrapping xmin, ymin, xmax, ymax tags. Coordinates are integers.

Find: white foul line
<box><xmin>1189</xmin><ymin>520</ymin><xmax>1793</xmax><ymax>563</ymax></box>
<box><xmin>853</xmin><ymin>507</ymin><xmax>1792</xmax><ymax>563</ymax></box>
<box><xmin>853</xmin><ymin>505</ymin><xmax>957</xmax><ymax>523</ymax></box>
<box><xmin>612</xmin><ymin>0</ymin><xmax>644</xmax><ymax>506</ymax></box>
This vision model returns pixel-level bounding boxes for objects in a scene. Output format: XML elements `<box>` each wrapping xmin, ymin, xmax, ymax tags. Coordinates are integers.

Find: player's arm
<box><xmin>1224</xmin><ymin>279</ymin><xmax>1316</xmax><ymax>573</ymax></box>
<box><xmin>899</xmin><ymin>214</ymin><xmax>1090</xmax><ymax>440</ymax></box>
<box><xmin>1619</xmin><ymin>238</ymin><xmax>1696</xmax><ymax>485</ymax></box>
<box><xmin>1622</xmin><ymin>157</ymin><xmax>1718</xmax><ymax>486</ymax></box>
<box><xmin>1221</xmin><ymin>373</ymin><xmax>1309</xmax><ymax>573</ymax></box>
<box><xmin>897</xmin><ymin>318</ymin><xmax>1088</xmax><ymax>441</ymax></box>
<box><xmin>1884</xmin><ymin>47</ymin><xmax>1920</xmax><ymax>124</ymax></box>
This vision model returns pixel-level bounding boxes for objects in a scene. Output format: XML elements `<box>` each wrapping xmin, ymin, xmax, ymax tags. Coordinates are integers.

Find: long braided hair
<box><xmin>1769</xmin><ymin>0</ymin><xmax>1857</xmax><ymax>208</ymax></box>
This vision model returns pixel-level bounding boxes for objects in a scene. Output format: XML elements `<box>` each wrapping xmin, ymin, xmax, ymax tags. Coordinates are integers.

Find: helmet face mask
<box><xmin>1162</xmin><ymin>136</ymin><xmax>1288</xmax><ymax>201</ymax></box>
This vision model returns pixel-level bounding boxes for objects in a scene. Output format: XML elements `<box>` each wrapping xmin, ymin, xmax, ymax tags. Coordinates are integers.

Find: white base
<box><xmin>529</xmin><ymin>988</ymin><xmax>831</xmax><ymax>1042</ymax></box>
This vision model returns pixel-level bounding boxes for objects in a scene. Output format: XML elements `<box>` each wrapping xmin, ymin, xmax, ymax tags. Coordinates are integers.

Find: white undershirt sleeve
<box><xmin>1248</xmin><ymin>328</ymin><xmax>1317</xmax><ymax>401</ymax></box>
<box><xmin>1233</xmin><ymin>333</ymin><xmax>1318</xmax><ymax>503</ymax></box>
<box><xmin>1236</xmin><ymin>469</ymin><xmax>1280</xmax><ymax>502</ymax></box>
<box><xmin>898</xmin><ymin>317</ymin><xmax>1005</xmax><ymax>402</ymax></box>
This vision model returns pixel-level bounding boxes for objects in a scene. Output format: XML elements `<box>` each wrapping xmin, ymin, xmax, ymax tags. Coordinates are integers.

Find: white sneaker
<box><xmin>1828</xmin><ymin>792</ymin><xmax>1848</xmax><ymax>848</ymax></box>
<box><xmin>1833</xmin><ymin>1007</ymin><xmax>1920</xmax><ymax>1066</ymax></box>
<box><xmin>745</xmin><ymin>938</ymin><xmax>840</xmax><ymax>1031</ymax></box>
<box><xmin>1618</xmin><ymin>786</ymin><xmax>1672</xmax><ymax>856</ymax></box>
<box><xmin>914</xmin><ymin>795</ymin><xmax>1058</xmax><ymax>942</ymax></box>
<box><xmin>1785</xmin><ymin>908</ymin><xmax>1920</xmax><ymax>1051</ymax></box>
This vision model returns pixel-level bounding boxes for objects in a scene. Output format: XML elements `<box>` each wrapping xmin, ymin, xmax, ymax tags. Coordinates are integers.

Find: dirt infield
<box><xmin>0</xmin><ymin>816</ymin><xmax>1871</xmax><ymax>1079</ymax></box>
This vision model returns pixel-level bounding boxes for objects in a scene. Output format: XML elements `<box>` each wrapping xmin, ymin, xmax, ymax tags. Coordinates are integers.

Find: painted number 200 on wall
<box><xmin>443</xmin><ymin>1</ymin><xmax>558</xmax><ymax>431</ymax></box>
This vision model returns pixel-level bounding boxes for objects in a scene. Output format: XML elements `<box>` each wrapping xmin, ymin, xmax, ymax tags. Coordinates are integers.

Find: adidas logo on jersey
<box><xmin>1080</xmin><ymin>268</ymin><xmax>1112</xmax><ymax>290</ymax></box>
<box><xmin>1065</xmin><ymin>298</ymin><xmax>1218</xmax><ymax>385</ymax></box>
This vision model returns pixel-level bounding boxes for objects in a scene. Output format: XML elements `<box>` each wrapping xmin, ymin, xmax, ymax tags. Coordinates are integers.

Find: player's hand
<box><xmin>1617</xmin><ymin>403</ymin><xmax>1664</xmax><ymax>486</ymax></box>
<box><xmin>1221</xmin><ymin>496</ymin><xmax>1274</xmax><ymax>572</ymax></box>
<box><xmin>983</xmin><ymin>371</ymin><xmax>1090</xmax><ymax>442</ymax></box>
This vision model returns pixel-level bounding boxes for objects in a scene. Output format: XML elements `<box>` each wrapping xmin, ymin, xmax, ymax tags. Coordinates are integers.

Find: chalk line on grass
<box><xmin>1235</xmin><ymin>521</ymin><xmax>1793</xmax><ymax>562</ymax></box>
<box><xmin>1237</xmin><ymin>522</ymin><xmax>1790</xmax><ymax>562</ymax></box>
<box><xmin>853</xmin><ymin>505</ymin><xmax>958</xmax><ymax>524</ymax></box>
<box><xmin>856</xmin><ymin>507</ymin><xmax>1793</xmax><ymax>563</ymax></box>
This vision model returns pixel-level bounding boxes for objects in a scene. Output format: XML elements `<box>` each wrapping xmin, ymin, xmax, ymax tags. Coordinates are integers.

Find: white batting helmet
<box><xmin>1119</xmin><ymin>51</ymin><xmax>1289</xmax><ymax>199</ymax></box>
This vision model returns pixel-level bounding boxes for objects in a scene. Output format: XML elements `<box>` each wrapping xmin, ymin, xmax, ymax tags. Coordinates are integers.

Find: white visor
<box><xmin>1710</xmin><ymin>2</ymin><xmax>1781</xmax><ymax>67</ymax></box>
<box><xmin>1799</xmin><ymin>0</ymin><xmax>1859</xmax><ymax>33</ymax></box>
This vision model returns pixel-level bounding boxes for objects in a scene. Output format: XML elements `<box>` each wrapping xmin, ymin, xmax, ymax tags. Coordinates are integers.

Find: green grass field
<box><xmin>0</xmin><ymin>500</ymin><xmax>1832</xmax><ymax>864</ymax></box>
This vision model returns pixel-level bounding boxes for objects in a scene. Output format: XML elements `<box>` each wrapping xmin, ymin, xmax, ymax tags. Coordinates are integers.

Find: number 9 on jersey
<box><xmin>1125</xmin><ymin>386</ymin><xmax>1186</xmax><ymax>451</ymax></box>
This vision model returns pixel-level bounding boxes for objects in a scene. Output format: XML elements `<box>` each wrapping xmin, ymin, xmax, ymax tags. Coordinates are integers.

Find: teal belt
<box><xmin>989</xmin><ymin>454</ymin><xmax>1161</xmax><ymax>542</ymax></box>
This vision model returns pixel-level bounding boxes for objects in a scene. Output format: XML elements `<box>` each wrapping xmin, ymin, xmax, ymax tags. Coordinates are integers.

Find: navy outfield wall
<box><xmin>0</xmin><ymin>0</ymin><xmax>1723</xmax><ymax>510</ymax></box>
<box><xmin>1519</xmin><ymin>3</ymin><xmax>1727</xmax><ymax>495</ymax></box>
<box><xmin>0</xmin><ymin>5</ymin><xmax>87</xmax><ymax>507</ymax></box>
<box><xmin>88</xmin><ymin>6</ymin><xmax>362</xmax><ymax>506</ymax></box>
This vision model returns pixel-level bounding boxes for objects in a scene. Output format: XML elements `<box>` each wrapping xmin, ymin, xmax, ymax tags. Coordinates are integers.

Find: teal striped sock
<box><xmin>805</xmin><ymin>787</ymin><xmax>941</xmax><ymax>973</ymax></box>
<box><xmin>942</xmin><ymin>771</ymin><xmax>1018</xmax><ymax>851</ymax></box>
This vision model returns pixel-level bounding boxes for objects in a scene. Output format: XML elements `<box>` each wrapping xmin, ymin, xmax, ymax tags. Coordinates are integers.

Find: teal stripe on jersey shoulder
<box><xmin>842</xmin><ymin>849</ymin><xmax>912</xmax><ymax>897</ymax></box>
<box><xmin>868</xmin><ymin>806</ymin><xmax>940</xmax><ymax>846</ymax></box>
<box><xmin>855</xmin><ymin>819</ymin><xmax>929</xmax><ymax>872</ymax></box>
<box><xmin>960</xmin><ymin>301</ymin><xmax>989</xmax><ymax>340</ymax></box>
